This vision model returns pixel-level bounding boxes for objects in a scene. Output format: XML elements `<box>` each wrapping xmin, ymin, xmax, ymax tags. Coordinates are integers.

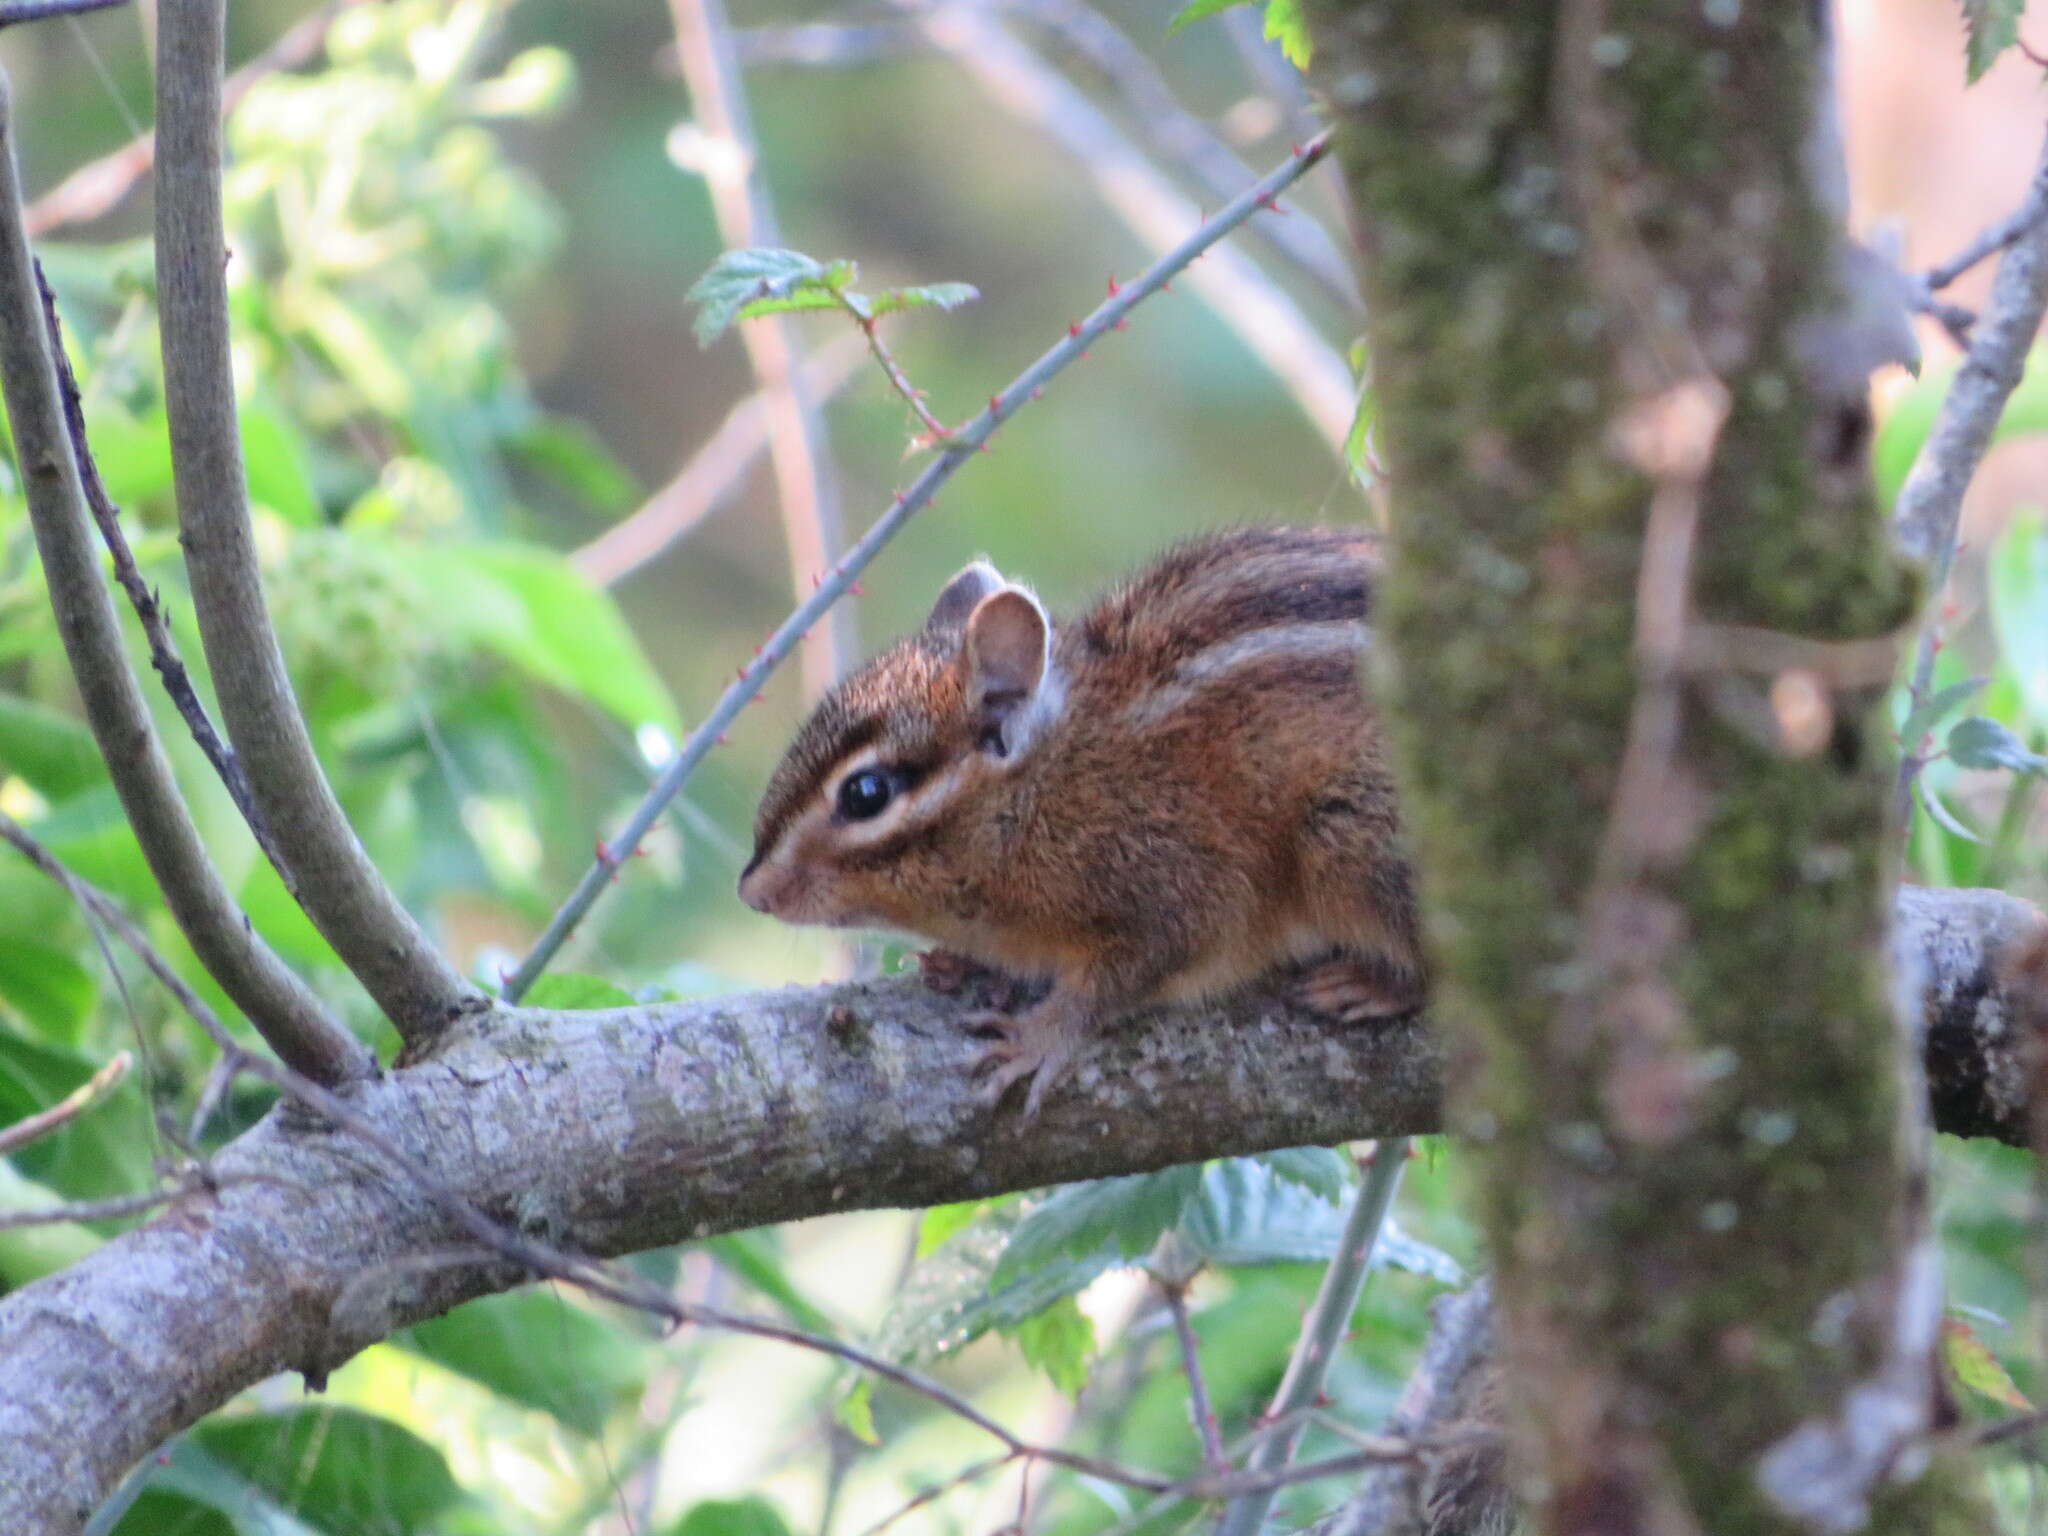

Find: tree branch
<box><xmin>0</xmin><ymin>0</ymin><xmax>125</xmax><ymax>27</ymax></box>
<box><xmin>0</xmin><ymin>881</ymin><xmax>2038</xmax><ymax>1532</ymax></box>
<box><xmin>0</xmin><ymin>70</ymin><xmax>371</xmax><ymax>1087</ymax></box>
<box><xmin>152</xmin><ymin>0</ymin><xmax>476</xmax><ymax>1041</ymax></box>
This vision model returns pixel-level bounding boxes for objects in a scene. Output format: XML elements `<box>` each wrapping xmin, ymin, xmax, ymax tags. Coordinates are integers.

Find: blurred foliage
<box><xmin>0</xmin><ymin>0</ymin><xmax>2042</xmax><ymax>1531</ymax></box>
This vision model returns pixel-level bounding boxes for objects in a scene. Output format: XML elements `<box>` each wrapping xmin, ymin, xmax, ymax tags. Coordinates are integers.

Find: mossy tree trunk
<box><xmin>1303</xmin><ymin>3</ymin><xmax>1989</xmax><ymax>1530</ymax></box>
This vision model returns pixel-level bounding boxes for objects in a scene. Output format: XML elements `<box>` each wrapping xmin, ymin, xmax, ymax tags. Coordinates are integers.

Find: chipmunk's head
<box><xmin>738</xmin><ymin>559</ymin><xmax>1064</xmax><ymax>933</ymax></box>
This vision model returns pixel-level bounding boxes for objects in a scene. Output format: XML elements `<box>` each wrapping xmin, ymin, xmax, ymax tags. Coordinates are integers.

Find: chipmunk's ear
<box><xmin>926</xmin><ymin>560</ymin><xmax>1005</xmax><ymax>634</ymax></box>
<box><xmin>964</xmin><ymin>587</ymin><xmax>1058</xmax><ymax>756</ymax></box>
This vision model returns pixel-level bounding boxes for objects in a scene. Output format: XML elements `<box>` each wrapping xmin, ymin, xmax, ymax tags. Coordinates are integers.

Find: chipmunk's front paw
<box><xmin>965</xmin><ymin>1009</ymin><xmax>1079</xmax><ymax>1118</ymax></box>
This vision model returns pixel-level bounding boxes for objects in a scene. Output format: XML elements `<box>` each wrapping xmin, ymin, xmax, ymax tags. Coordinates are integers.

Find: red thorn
<box><xmin>716</xmin><ymin>732</ymin><xmax>730</xmax><ymax>745</ymax></box>
<box><xmin>1114</xmin><ymin>317</ymin><xmax>1128</xmax><ymax>331</ymax></box>
<box><xmin>979</xmin><ymin>443</ymin><xmax>992</xmax><ymax>452</ymax></box>
<box><xmin>1160</xmin><ymin>279</ymin><xmax>1172</xmax><ymax>293</ymax></box>
<box><xmin>1069</xmin><ymin>321</ymin><xmax>1083</xmax><ymax>338</ymax></box>
<box><xmin>850</xmin><ymin>581</ymin><xmax>865</xmax><ymax>596</ymax></box>
<box><xmin>989</xmin><ymin>395</ymin><xmax>1002</xmax><ymax>414</ymax></box>
<box><xmin>1290</xmin><ymin>141</ymin><xmax>1303</xmax><ymax>155</ymax></box>
<box><xmin>1260</xmin><ymin>194</ymin><xmax>1280</xmax><ymax>211</ymax></box>
<box><xmin>737</xmin><ymin>665</ymin><xmax>750</xmax><ymax>681</ymax></box>
<box><xmin>894</xmin><ymin>492</ymin><xmax>907</xmax><ymax>505</ymax></box>
<box><xmin>1107</xmin><ymin>274</ymin><xmax>1120</xmax><ymax>295</ymax></box>
<box><xmin>811</xmin><ymin>571</ymin><xmax>821</xmax><ymax>587</ymax></box>
<box><xmin>1030</xmin><ymin>387</ymin><xmax>1043</xmax><ymax>400</ymax></box>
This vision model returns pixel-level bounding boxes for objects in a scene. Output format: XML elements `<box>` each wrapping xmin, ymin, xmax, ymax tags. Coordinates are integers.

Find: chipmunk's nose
<box><xmin>737</xmin><ymin>854</ymin><xmax>775</xmax><ymax>914</ymax></box>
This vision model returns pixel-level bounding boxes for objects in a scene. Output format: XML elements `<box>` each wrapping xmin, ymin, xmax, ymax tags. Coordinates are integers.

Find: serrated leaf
<box><xmin>867</xmin><ymin>282</ymin><xmax>980</xmax><ymax>316</ymax></box>
<box><xmin>992</xmin><ymin>1165</ymin><xmax>1203</xmax><ymax>1287</ymax></box>
<box><xmin>521</xmin><ymin>972</ymin><xmax>638</xmax><ymax>1009</ymax></box>
<box><xmin>1375</xmin><ymin>1219</ymin><xmax>1469</xmax><ymax>1284</ymax></box>
<box><xmin>1263</xmin><ymin>0</ymin><xmax>1311</xmax><ymax>68</ymax></box>
<box><xmin>1945</xmin><ymin>1315</ymin><xmax>2032</xmax><ymax>1409</ymax></box>
<box><xmin>1256</xmin><ymin>1147</ymin><xmax>1355</xmax><ymax>1204</ymax></box>
<box><xmin>1167</xmin><ymin>0</ymin><xmax>1256</xmax><ymax>35</ymax></box>
<box><xmin>1900</xmin><ymin>675</ymin><xmax>1989</xmax><ymax>748</ymax></box>
<box><xmin>669</xmin><ymin>1497</ymin><xmax>795</xmax><ymax>1536</ymax></box>
<box><xmin>686</xmin><ymin>247</ymin><xmax>831</xmax><ymax>346</ymax></box>
<box><xmin>1947</xmin><ymin>715</ymin><xmax>2048</xmax><ymax>775</ymax></box>
<box><xmin>1962</xmin><ymin>0</ymin><xmax>2024</xmax><ymax>82</ymax></box>
<box><xmin>1002</xmin><ymin>1293</ymin><xmax>1096</xmax><ymax>1395</ymax></box>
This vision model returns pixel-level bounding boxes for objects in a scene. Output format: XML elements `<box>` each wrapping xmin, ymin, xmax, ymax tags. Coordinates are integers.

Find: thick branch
<box><xmin>0</xmin><ymin>883</ymin><xmax>2038</xmax><ymax>1533</ymax></box>
<box><xmin>0</xmin><ymin>71</ymin><xmax>369</xmax><ymax>1087</ymax></box>
<box><xmin>152</xmin><ymin>0</ymin><xmax>475</xmax><ymax>1040</ymax></box>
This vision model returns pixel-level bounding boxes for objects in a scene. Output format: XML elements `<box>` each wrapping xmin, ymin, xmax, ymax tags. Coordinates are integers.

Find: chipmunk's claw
<box><xmin>965</xmin><ymin>1008</ymin><xmax>1076</xmax><ymax>1118</ymax></box>
<box><xmin>1291</xmin><ymin>955</ymin><xmax>1423</xmax><ymax>1023</ymax></box>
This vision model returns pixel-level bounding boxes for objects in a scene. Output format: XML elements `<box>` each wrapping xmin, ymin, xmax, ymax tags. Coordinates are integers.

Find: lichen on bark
<box><xmin>1304</xmin><ymin>1</ymin><xmax>1984</xmax><ymax>1529</ymax></box>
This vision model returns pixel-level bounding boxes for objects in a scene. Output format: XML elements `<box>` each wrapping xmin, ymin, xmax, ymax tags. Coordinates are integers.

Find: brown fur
<box><xmin>740</xmin><ymin>526</ymin><xmax>1426</xmax><ymax>1110</ymax></box>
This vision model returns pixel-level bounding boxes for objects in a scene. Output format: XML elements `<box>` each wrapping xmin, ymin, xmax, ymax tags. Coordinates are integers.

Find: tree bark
<box><xmin>0</xmin><ymin>882</ymin><xmax>2037</xmax><ymax>1534</ymax></box>
<box><xmin>1304</xmin><ymin>1</ymin><xmax>1990</xmax><ymax>1530</ymax></box>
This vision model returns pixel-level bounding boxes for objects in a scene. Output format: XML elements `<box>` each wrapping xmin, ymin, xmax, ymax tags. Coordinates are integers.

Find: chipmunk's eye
<box><xmin>836</xmin><ymin>768</ymin><xmax>895</xmax><ymax>821</ymax></box>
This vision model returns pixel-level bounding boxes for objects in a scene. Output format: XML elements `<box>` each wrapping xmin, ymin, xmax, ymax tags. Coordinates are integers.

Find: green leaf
<box><xmin>669</xmin><ymin>1497</ymin><xmax>795</xmax><ymax>1536</ymax></box>
<box><xmin>1263</xmin><ymin>0</ymin><xmax>1311</xmax><ymax>68</ymax></box>
<box><xmin>835</xmin><ymin>1375</ymin><xmax>879</xmax><ymax>1445</ymax></box>
<box><xmin>1947</xmin><ymin>715</ymin><xmax>2048</xmax><ymax>775</ymax></box>
<box><xmin>240</xmin><ymin>406</ymin><xmax>322</xmax><ymax>527</ymax></box>
<box><xmin>1962</xmin><ymin>0</ymin><xmax>2024</xmax><ymax>81</ymax></box>
<box><xmin>992</xmin><ymin>1165</ymin><xmax>1203</xmax><ymax>1288</ymax></box>
<box><xmin>0</xmin><ymin>1026</ymin><xmax>152</xmax><ymax>1202</ymax></box>
<box><xmin>399</xmin><ymin>1288</ymin><xmax>648</xmax><ymax>1437</ymax></box>
<box><xmin>918</xmin><ymin>1195</ymin><xmax>1011</xmax><ymax>1258</ymax></box>
<box><xmin>1167</xmin><ymin>0</ymin><xmax>1256</xmax><ymax>35</ymax></box>
<box><xmin>733</xmin><ymin>288</ymin><xmax>846</xmax><ymax>324</ymax></box>
<box><xmin>174</xmin><ymin>1408</ymin><xmax>472</xmax><ymax>1535</ymax></box>
<box><xmin>112</xmin><ymin>1490</ymin><xmax>240</xmax><ymax>1536</ymax></box>
<box><xmin>687</xmin><ymin>248</ymin><xmax>832</xmax><ymax>347</ymax></box>
<box><xmin>521</xmin><ymin>971</ymin><xmax>637</xmax><ymax>1009</ymax></box>
<box><xmin>420</xmin><ymin>541</ymin><xmax>679</xmax><ymax>731</ymax></box>
<box><xmin>1002</xmin><ymin>1293</ymin><xmax>1095</xmax><ymax>1395</ymax></box>
<box><xmin>704</xmin><ymin>1229</ymin><xmax>839</xmax><ymax>1333</ymax></box>
<box><xmin>509</xmin><ymin>418</ymin><xmax>640</xmax><ymax>516</ymax></box>
<box><xmin>1945</xmin><ymin>1315</ymin><xmax>2031</xmax><ymax>1409</ymax></box>
<box><xmin>0</xmin><ymin>938</ymin><xmax>95</xmax><ymax>1043</ymax></box>
<box><xmin>1989</xmin><ymin>507</ymin><xmax>2048</xmax><ymax>721</ymax></box>
<box><xmin>0</xmin><ymin>691</ymin><xmax>107</xmax><ymax>798</ymax></box>
<box><xmin>1256</xmin><ymin>1147</ymin><xmax>1355</xmax><ymax>1204</ymax></box>
<box><xmin>866</xmin><ymin>282</ymin><xmax>980</xmax><ymax>316</ymax></box>
<box><xmin>1899</xmin><ymin>675</ymin><xmax>1989</xmax><ymax>749</ymax></box>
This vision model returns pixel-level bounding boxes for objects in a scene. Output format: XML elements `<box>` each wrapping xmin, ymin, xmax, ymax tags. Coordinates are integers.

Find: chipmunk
<box><xmin>738</xmin><ymin>526</ymin><xmax>1426</xmax><ymax>1114</ymax></box>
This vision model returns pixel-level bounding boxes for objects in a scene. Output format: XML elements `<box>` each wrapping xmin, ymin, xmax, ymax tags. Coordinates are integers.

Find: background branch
<box><xmin>669</xmin><ymin>0</ymin><xmax>853</xmax><ymax>703</ymax></box>
<box><xmin>152</xmin><ymin>0</ymin><xmax>475</xmax><ymax>1041</ymax></box>
<box><xmin>0</xmin><ymin>69</ymin><xmax>370</xmax><ymax>1087</ymax></box>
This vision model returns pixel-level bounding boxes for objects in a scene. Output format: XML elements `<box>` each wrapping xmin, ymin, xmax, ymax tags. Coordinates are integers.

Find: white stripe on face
<box><xmin>1120</xmin><ymin>620</ymin><xmax>1369</xmax><ymax>728</ymax></box>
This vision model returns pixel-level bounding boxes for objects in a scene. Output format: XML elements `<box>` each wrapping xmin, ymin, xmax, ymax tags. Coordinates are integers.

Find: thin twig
<box><xmin>572</xmin><ymin>335</ymin><xmax>865</xmax><ymax>588</ymax></box>
<box><xmin>35</xmin><ymin>263</ymin><xmax>288</xmax><ymax>876</ymax></box>
<box><xmin>0</xmin><ymin>69</ymin><xmax>372</xmax><ymax>1087</ymax></box>
<box><xmin>1893</xmin><ymin>125</ymin><xmax>2048</xmax><ymax>822</ymax></box>
<box><xmin>908</xmin><ymin>1</ymin><xmax>1355</xmax><ymax>450</ymax></box>
<box><xmin>670</xmin><ymin>0</ymin><xmax>852</xmax><ymax>704</ymax></box>
<box><xmin>852</xmin><ymin>1452</ymin><xmax>1021</xmax><ymax>1536</ymax></box>
<box><xmin>504</xmin><ymin>131</ymin><xmax>1334</xmax><ymax>1001</ymax></box>
<box><xmin>1159</xmin><ymin>1278</ymin><xmax>1229</xmax><ymax>1477</ymax></box>
<box><xmin>0</xmin><ymin>1181</ymin><xmax>199</xmax><ymax>1231</ymax></box>
<box><xmin>1924</xmin><ymin>145</ymin><xmax>2048</xmax><ymax>294</ymax></box>
<box><xmin>0</xmin><ymin>0</ymin><xmax>126</xmax><ymax>27</ymax></box>
<box><xmin>153</xmin><ymin>0</ymin><xmax>475</xmax><ymax>1041</ymax></box>
<box><xmin>0</xmin><ymin>1050</ymin><xmax>131</xmax><ymax>1155</ymax></box>
<box><xmin>846</xmin><ymin>301</ymin><xmax>954</xmax><ymax>443</ymax></box>
<box><xmin>1217</xmin><ymin>1141</ymin><xmax>1411</xmax><ymax>1536</ymax></box>
<box><xmin>25</xmin><ymin>0</ymin><xmax>363</xmax><ymax>238</ymax></box>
